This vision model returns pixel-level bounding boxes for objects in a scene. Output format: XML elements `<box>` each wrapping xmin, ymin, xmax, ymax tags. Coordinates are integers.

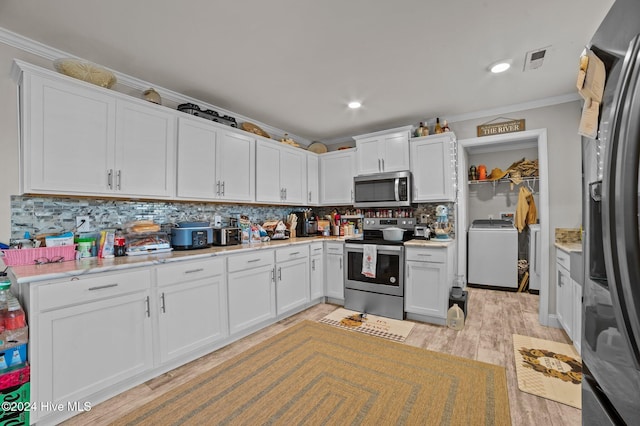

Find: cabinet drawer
<box><xmin>276</xmin><ymin>245</ymin><xmax>309</xmax><ymax>262</ymax></box>
<box><xmin>406</xmin><ymin>248</ymin><xmax>446</xmax><ymax>263</ymax></box>
<box><xmin>310</xmin><ymin>242</ymin><xmax>324</xmax><ymax>254</ymax></box>
<box><xmin>157</xmin><ymin>257</ymin><xmax>224</xmax><ymax>286</ymax></box>
<box><xmin>37</xmin><ymin>269</ymin><xmax>152</xmax><ymax>311</ymax></box>
<box><xmin>556</xmin><ymin>249</ymin><xmax>570</xmax><ymax>271</ymax></box>
<box><xmin>228</xmin><ymin>250</ymin><xmax>274</xmax><ymax>273</ymax></box>
<box><xmin>325</xmin><ymin>242</ymin><xmax>344</xmax><ymax>255</ymax></box>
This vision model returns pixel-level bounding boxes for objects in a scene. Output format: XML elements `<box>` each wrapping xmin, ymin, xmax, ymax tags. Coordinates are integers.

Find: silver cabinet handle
<box><xmin>221</xmin><ymin>181</ymin><xmax>225</xmax><ymax>196</ymax></box>
<box><xmin>284</xmin><ymin>188</ymin><xmax>287</xmax><ymax>200</ymax></box>
<box><xmin>216</xmin><ymin>180</ymin><xmax>221</xmax><ymax>196</ymax></box>
<box><xmin>160</xmin><ymin>292</ymin><xmax>166</xmax><ymax>313</ymax></box>
<box><xmin>339</xmin><ymin>258</ymin><xmax>342</xmax><ymax>269</ymax></box>
<box><xmin>312</xmin><ymin>259</ymin><xmax>316</xmax><ymax>271</ymax></box>
<box><xmin>417</xmin><ymin>253</ymin><xmax>432</xmax><ymax>257</ymax></box>
<box><xmin>309</xmin><ymin>191</ymin><xmax>312</xmax><ymax>202</ymax></box>
<box><xmin>289</xmin><ymin>251</ymin><xmax>300</xmax><ymax>256</ymax></box>
<box><xmin>351</xmin><ymin>189</ymin><xmax>354</xmax><ymax>201</ymax></box>
<box><xmin>247</xmin><ymin>258</ymin><xmax>261</xmax><ymax>263</ymax></box>
<box><xmin>184</xmin><ymin>268</ymin><xmax>204</xmax><ymax>274</ymax></box>
<box><xmin>378</xmin><ymin>158</ymin><xmax>381</xmax><ymax>172</ymax></box>
<box><xmin>145</xmin><ymin>296</ymin><xmax>150</xmax><ymax>317</ymax></box>
<box><xmin>88</xmin><ymin>283</ymin><xmax>118</xmax><ymax>291</ymax></box>
<box><xmin>117</xmin><ymin>170</ymin><xmax>122</xmax><ymax>190</ymax></box>
<box><xmin>271</xmin><ymin>267</ymin><xmax>276</xmax><ymax>282</ymax></box>
<box><xmin>381</xmin><ymin>158</ymin><xmax>385</xmax><ymax>171</ymax></box>
<box><xmin>278</xmin><ymin>267</ymin><xmax>282</xmax><ymax>281</ymax></box>
<box><xmin>107</xmin><ymin>169</ymin><xmax>113</xmax><ymax>190</ymax></box>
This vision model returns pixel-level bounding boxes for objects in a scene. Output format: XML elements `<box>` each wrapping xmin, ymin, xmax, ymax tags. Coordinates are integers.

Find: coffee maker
<box><xmin>293</xmin><ymin>210</ymin><xmax>318</xmax><ymax>237</ymax></box>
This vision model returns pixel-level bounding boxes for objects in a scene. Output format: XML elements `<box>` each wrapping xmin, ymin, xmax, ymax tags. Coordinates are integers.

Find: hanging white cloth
<box><xmin>361</xmin><ymin>245</ymin><xmax>377</xmax><ymax>278</ymax></box>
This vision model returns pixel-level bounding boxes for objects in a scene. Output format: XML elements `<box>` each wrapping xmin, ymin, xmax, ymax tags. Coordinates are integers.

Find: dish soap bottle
<box><xmin>447</xmin><ymin>303</ymin><xmax>465</xmax><ymax>330</ymax></box>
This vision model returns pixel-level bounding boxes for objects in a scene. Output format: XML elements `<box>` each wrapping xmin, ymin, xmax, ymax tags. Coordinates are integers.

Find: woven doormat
<box><xmin>513</xmin><ymin>334</ymin><xmax>582</xmax><ymax>408</ymax></box>
<box><xmin>318</xmin><ymin>307</ymin><xmax>415</xmax><ymax>342</ymax></box>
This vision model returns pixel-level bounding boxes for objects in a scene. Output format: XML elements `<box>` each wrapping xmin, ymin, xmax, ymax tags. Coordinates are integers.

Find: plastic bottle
<box><xmin>0</xmin><ymin>281</ymin><xmax>11</xmax><ymax>333</ymax></box>
<box><xmin>447</xmin><ymin>303</ymin><xmax>465</xmax><ymax>330</ymax></box>
<box><xmin>5</xmin><ymin>293</ymin><xmax>26</xmax><ymax>330</ymax></box>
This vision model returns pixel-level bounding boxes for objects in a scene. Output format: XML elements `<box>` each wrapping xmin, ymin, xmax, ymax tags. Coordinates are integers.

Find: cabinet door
<box><xmin>276</xmin><ymin>258</ymin><xmax>310</xmax><ymax>315</ymax></box>
<box><xmin>115</xmin><ymin>100</ymin><xmax>176</xmax><ymax>198</ymax></box>
<box><xmin>356</xmin><ymin>136</ymin><xmax>382</xmax><ymax>175</ymax></box>
<box><xmin>310</xmin><ymin>243</ymin><xmax>325</xmax><ymax>299</ymax></box>
<box><xmin>556</xmin><ymin>265</ymin><xmax>574</xmax><ymax>338</ymax></box>
<box><xmin>280</xmin><ymin>148</ymin><xmax>306</xmax><ymax>204</ymax></box>
<box><xmin>228</xmin><ymin>265</ymin><xmax>275</xmax><ymax>334</ymax></box>
<box><xmin>255</xmin><ymin>142</ymin><xmax>282</xmax><ymax>203</ymax></box>
<box><xmin>320</xmin><ymin>150</ymin><xmax>355</xmax><ymax>205</ymax></box>
<box><xmin>410</xmin><ymin>135</ymin><xmax>455</xmax><ymax>202</ymax></box>
<box><xmin>157</xmin><ymin>274</ymin><xmax>228</xmax><ymax>364</ymax></box>
<box><xmin>405</xmin><ymin>261</ymin><xmax>446</xmax><ymax>318</ymax></box>
<box><xmin>380</xmin><ymin>132</ymin><xmax>410</xmax><ymax>172</ymax></box>
<box><xmin>325</xmin><ymin>253</ymin><xmax>344</xmax><ymax>300</ymax></box>
<box><xmin>217</xmin><ymin>129</ymin><xmax>255</xmax><ymax>201</ymax></box>
<box><xmin>24</xmin><ymin>73</ymin><xmax>116</xmax><ymax>194</ymax></box>
<box><xmin>37</xmin><ymin>290</ymin><xmax>153</xmax><ymax>409</ymax></box>
<box><xmin>176</xmin><ymin>117</ymin><xmax>218</xmax><ymax>199</ymax></box>
<box><xmin>307</xmin><ymin>153</ymin><xmax>319</xmax><ymax>205</ymax></box>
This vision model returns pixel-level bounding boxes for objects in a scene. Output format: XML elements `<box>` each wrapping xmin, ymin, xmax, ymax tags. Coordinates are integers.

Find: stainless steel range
<box><xmin>344</xmin><ymin>217</ymin><xmax>415</xmax><ymax>320</ymax></box>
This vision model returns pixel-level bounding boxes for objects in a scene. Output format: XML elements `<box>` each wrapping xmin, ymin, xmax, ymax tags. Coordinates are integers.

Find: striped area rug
<box><xmin>113</xmin><ymin>321</ymin><xmax>511</xmax><ymax>425</ymax></box>
<box><xmin>318</xmin><ymin>307</ymin><xmax>415</xmax><ymax>342</ymax></box>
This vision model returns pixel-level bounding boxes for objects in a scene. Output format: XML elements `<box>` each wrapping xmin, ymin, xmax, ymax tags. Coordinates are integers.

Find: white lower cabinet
<box><xmin>310</xmin><ymin>242</ymin><xmax>325</xmax><ymax>300</ymax></box>
<box><xmin>156</xmin><ymin>257</ymin><xmax>228</xmax><ymax>364</ymax></box>
<box><xmin>325</xmin><ymin>241</ymin><xmax>344</xmax><ymax>301</ymax></box>
<box><xmin>556</xmin><ymin>249</ymin><xmax>574</xmax><ymax>339</ymax></box>
<box><xmin>555</xmin><ymin>248</ymin><xmax>582</xmax><ymax>353</ymax></box>
<box><xmin>404</xmin><ymin>244</ymin><xmax>454</xmax><ymax>324</ymax></box>
<box><xmin>275</xmin><ymin>245</ymin><xmax>310</xmax><ymax>315</ymax></box>
<box><xmin>227</xmin><ymin>250</ymin><xmax>276</xmax><ymax>335</ymax></box>
<box><xmin>29</xmin><ymin>269</ymin><xmax>153</xmax><ymax>424</ymax></box>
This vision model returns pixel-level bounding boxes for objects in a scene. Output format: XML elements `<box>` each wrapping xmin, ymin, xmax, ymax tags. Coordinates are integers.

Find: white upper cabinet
<box><xmin>255</xmin><ymin>138</ymin><xmax>306</xmax><ymax>205</ymax></box>
<box><xmin>177</xmin><ymin>117</ymin><xmax>255</xmax><ymax>202</ymax></box>
<box><xmin>17</xmin><ymin>62</ymin><xmax>177</xmax><ymax>198</ymax></box>
<box><xmin>410</xmin><ymin>132</ymin><xmax>457</xmax><ymax>202</ymax></box>
<box><xmin>319</xmin><ymin>149</ymin><xmax>356</xmax><ymax>205</ymax></box>
<box><xmin>115</xmin><ymin>99</ymin><xmax>176</xmax><ymax>198</ymax></box>
<box><xmin>306</xmin><ymin>153</ymin><xmax>319</xmax><ymax>205</ymax></box>
<box><xmin>354</xmin><ymin>126</ymin><xmax>411</xmax><ymax>175</ymax></box>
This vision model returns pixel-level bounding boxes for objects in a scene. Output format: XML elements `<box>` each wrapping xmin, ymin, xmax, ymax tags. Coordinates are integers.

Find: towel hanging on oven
<box><xmin>362</xmin><ymin>245</ymin><xmax>377</xmax><ymax>278</ymax></box>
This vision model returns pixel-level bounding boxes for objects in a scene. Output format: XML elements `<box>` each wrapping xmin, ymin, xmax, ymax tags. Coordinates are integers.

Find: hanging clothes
<box><xmin>515</xmin><ymin>186</ymin><xmax>538</xmax><ymax>232</ymax></box>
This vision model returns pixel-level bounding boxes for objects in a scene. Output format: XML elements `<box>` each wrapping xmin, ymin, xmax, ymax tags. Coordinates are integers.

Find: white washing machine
<box><xmin>467</xmin><ymin>219</ymin><xmax>518</xmax><ymax>289</ymax></box>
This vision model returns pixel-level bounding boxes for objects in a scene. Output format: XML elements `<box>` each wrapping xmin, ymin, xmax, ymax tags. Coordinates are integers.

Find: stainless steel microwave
<box><xmin>353</xmin><ymin>171</ymin><xmax>412</xmax><ymax>208</ymax></box>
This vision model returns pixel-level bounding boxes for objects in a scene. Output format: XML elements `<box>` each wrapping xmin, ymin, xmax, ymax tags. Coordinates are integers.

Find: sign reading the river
<box><xmin>477</xmin><ymin>119</ymin><xmax>525</xmax><ymax>137</ymax></box>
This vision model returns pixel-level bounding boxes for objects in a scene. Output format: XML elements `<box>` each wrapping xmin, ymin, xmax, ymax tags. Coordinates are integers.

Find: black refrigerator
<box><xmin>581</xmin><ymin>0</ymin><xmax>640</xmax><ymax>424</ymax></box>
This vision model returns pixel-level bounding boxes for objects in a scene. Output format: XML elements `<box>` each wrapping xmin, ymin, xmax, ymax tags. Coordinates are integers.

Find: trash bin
<box><xmin>449</xmin><ymin>287</ymin><xmax>468</xmax><ymax>319</ymax></box>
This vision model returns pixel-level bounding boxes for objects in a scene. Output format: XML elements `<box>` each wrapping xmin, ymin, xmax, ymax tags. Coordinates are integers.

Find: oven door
<box><xmin>344</xmin><ymin>243</ymin><xmax>404</xmax><ymax>296</ymax></box>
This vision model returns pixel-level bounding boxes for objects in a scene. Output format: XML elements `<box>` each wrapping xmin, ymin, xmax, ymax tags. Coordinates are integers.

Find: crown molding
<box><xmin>0</xmin><ymin>26</ymin><xmax>311</xmax><ymax>147</ymax></box>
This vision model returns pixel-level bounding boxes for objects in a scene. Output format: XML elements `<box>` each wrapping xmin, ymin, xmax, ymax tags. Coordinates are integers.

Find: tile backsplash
<box><xmin>10</xmin><ymin>196</ymin><xmax>455</xmax><ymax>240</ymax></box>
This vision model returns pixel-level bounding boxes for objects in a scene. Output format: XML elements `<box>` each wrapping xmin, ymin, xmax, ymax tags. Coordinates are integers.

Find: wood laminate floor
<box><xmin>63</xmin><ymin>288</ymin><xmax>580</xmax><ymax>425</ymax></box>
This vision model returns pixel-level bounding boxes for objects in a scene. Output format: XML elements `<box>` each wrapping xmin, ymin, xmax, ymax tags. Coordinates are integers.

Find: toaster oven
<box><xmin>212</xmin><ymin>227</ymin><xmax>241</xmax><ymax>246</ymax></box>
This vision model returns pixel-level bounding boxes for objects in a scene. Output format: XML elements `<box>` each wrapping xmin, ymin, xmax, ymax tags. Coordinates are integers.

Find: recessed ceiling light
<box><xmin>348</xmin><ymin>101</ymin><xmax>362</xmax><ymax>109</ymax></box>
<box><xmin>490</xmin><ymin>61</ymin><xmax>511</xmax><ymax>73</ymax></box>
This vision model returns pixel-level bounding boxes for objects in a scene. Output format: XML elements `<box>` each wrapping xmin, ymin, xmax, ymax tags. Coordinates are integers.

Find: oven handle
<box><xmin>345</xmin><ymin>244</ymin><xmax>403</xmax><ymax>253</ymax></box>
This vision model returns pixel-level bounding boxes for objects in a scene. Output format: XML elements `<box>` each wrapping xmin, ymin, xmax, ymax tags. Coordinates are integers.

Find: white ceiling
<box><xmin>0</xmin><ymin>0</ymin><xmax>614</xmax><ymax>145</ymax></box>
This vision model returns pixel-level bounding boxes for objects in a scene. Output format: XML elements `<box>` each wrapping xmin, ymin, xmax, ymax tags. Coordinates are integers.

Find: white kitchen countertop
<box><xmin>554</xmin><ymin>241</ymin><xmax>582</xmax><ymax>253</ymax></box>
<box><xmin>404</xmin><ymin>238</ymin><xmax>455</xmax><ymax>248</ymax></box>
<box><xmin>4</xmin><ymin>235</ymin><xmax>342</xmax><ymax>284</ymax></box>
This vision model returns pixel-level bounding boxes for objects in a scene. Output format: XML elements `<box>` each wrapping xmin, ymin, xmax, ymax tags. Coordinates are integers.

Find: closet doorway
<box><xmin>456</xmin><ymin>129</ymin><xmax>551</xmax><ymax>326</ymax></box>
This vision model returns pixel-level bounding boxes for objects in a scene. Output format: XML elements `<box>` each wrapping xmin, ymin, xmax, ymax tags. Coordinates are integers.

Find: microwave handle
<box><xmin>394</xmin><ymin>178</ymin><xmax>400</xmax><ymax>201</ymax></box>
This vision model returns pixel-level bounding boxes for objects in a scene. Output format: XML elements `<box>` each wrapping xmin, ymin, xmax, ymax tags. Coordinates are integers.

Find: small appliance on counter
<box><xmin>413</xmin><ymin>225</ymin><xmax>431</xmax><ymax>240</ymax></box>
<box><xmin>293</xmin><ymin>210</ymin><xmax>318</xmax><ymax>237</ymax></box>
<box><xmin>170</xmin><ymin>221</ymin><xmax>213</xmax><ymax>250</ymax></box>
<box><xmin>212</xmin><ymin>227</ymin><xmax>242</xmax><ymax>246</ymax></box>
